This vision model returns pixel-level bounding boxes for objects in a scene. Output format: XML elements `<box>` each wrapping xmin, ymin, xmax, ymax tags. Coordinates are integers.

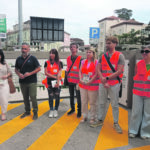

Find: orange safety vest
<box><xmin>100</xmin><ymin>51</ymin><xmax>123</xmax><ymax>86</ymax></box>
<box><xmin>67</xmin><ymin>56</ymin><xmax>82</xmax><ymax>84</ymax></box>
<box><xmin>79</xmin><ymin>59</ymin><xmax>99</xmax><ymax>91</ymax></box>
<box><xmin>133</xmin><ymin>59</ymin><xmax>150</xmax><ymax>97</ymax></box>
<box><xmin>42</xmin><ymin>60</ymin><xmax>63</xmax><ymax>88</ymax></box>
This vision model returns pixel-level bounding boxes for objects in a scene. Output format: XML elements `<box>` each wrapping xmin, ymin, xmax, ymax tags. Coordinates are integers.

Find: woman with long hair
<box><xmin>0</xmin><ymin>49</ymin><xmax>12</xmax><ymax>121</ymax></box>
<box><xmin>43</xmin><ymin>49</ymin><xmax>63</xmax><ymax>118</ymax></box>
<box><xmin>79</xmin><ymin>47</ymin><xmax>99</xmax><ymax>124</ymax></box>
<box><xmin>129</xmin><ymin>45</ymin><xmax>150</xmax><ymax>139</ymax></box>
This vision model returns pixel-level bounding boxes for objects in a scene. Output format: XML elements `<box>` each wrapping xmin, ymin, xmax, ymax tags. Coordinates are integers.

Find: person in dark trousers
<box><xmin>66</xmin><ymin>43</ymin><xmax>82</xmax><ymax>118</ymax></box>
<box><xmin>15</xmin><ymin>43</ymin><xmax>41</xmax><ymax>120</ymax></box>
<box><xmin>43</xmin><ymin>49</ymin><xmax>63</xmax><ymax>118</ymax></box>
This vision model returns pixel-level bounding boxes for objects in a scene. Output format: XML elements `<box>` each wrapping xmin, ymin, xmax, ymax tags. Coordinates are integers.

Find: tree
<box><xmin>114</xmin><ymin>8</ymin><xmax>132</xmax><ymax>20</ymax></box>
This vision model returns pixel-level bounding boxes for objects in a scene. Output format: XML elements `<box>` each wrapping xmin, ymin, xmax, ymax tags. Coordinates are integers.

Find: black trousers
<box><xmin>68</xmin><ymin>84</ymin><xmax>81</xmax><ymax>112</ymax></box>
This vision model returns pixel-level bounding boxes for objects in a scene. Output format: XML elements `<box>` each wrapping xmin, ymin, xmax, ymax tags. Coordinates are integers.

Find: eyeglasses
<box><xmin>140</xmin><ymin>50</ymin><xmax>150</xmax><ymax>54</ymax></box>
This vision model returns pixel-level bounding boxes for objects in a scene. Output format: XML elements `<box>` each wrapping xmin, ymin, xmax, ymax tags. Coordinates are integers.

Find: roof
<box><xmin>98</xmin><ymin>16</ymin><xmax>121</xmax><ymax>23</ymax></box>
<box><xmin>111</xmin><ymin>19</ymin><xmax>144</xmax><ymax>28</ymax></box>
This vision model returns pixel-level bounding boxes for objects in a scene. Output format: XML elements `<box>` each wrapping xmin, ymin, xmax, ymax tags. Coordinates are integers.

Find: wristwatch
<box><xmin>106</xmin><ymin>77</ymin><xmax>109</xmax><ymax>80</ymax></box>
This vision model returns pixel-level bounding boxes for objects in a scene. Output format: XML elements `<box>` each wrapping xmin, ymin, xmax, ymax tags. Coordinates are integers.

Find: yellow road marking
<box><xmin>129</xmin><ymin>145</ymin><xmax>150</xmax><ymax>150</ymax></box>
<box><xmin>95</xmin><ymin>105</ymin><xmax>128</xmax><ymax>150</ymax></box>
<box><xmin>0</xmin><ymin>103</ymin><xmax>23</xmax><ymax>115</ymax></box>
<box><xmin>0</xmin><ymin>100</ymin><xmax>51</xmax><ymax>144</ymax></box>
<box><xmin>27</xmin><ymin>104</ymin><xmax>81</xmax><ymax>150</ymax></box>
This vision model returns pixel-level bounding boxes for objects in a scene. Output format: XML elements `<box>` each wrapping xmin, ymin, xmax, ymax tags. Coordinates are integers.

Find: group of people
<box><xmin>0</xmin><ymin>36</ymin><xmax>150</xmax><ymax>139</ymax></box>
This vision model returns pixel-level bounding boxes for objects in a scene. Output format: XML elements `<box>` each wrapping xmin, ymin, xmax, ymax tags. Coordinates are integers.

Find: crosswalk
<box><xmin>0</xmin><ymin>100</ymin><xmax>150</xmax><ymax>150</ymax></box>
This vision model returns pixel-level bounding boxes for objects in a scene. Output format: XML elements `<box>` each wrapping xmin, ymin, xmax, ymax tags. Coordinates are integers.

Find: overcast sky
<box><xmin>1</xmin><ymin>0</ymin><xmax>150</xmax><ymax>44</ymax></box>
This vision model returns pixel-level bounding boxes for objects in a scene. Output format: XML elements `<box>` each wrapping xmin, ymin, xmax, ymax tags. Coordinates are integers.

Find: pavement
<box><xmin>0</xmin><ymin>89</ymin><xmax>149</xmax><ymax>150</ymax></box>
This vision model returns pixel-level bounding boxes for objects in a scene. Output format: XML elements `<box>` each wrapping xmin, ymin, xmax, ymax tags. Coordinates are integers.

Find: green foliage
<box><xmin>114</xmin><ymin>8</ymin><xmax>132</xmax><ymax>20</ymax></box>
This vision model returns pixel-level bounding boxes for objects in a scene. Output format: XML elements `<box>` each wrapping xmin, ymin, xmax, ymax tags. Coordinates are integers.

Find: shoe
<box><xmin>67</xmin><ymin>109</ymin><xmax>75</xmax><ymax>115</ymax></box>
<box><xmin>20</xmin><ymin>112</ymin><xmax>31</xmax><ymax>119</ymax></box>
<box><xmin>129</xmin><ymin>133</ymin><xmax>136</xmax><ymax>138</ymax></box>
<box><xmin>89</xmin><ymin>119</ymin><xmax>95</xmax><ymax>124</ymax></box>
<box><xmin>49</xmin><ymin>110</ymin><xmax>54</xmax><ymax>118</ymax></box>
<box><xmin>77</xmin><ymin>111</ymin><xmax>81</xmax><ymax>118</ymax></box>
<box><xmin>1</xmin><ymin>114</ymin><xmax>7</xmax><ymax>121</ymax></box>
<box><xmin>33</xmin><ymin>113</ymin><xmax>38</xmax><ymax>120</ymax></box>
<box><xmin>80</xmin><ymin>118</ymin><xmax>87</xmax><ymax>123</ymax></box>
<box><xmin>90</xmin><ymin>120</ymin><xmax>103</xmax><ymax>128</ymax></box>
<box><xmin>141</xmin><ymin>136</ymin><xmax>150</xmax><ymax>140</ymax></box>
<box><xmin>54</xmin><ymin>110</ymin><xmax>58</xmax><ymax>118</ymax></box>
<box><xmin>113</xmin><ymin>123</ymin><xmax>123</xmax><ymax>134</ymax></box>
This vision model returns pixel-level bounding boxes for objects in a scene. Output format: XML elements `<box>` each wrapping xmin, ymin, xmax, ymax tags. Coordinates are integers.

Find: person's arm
<box><xmin>79</xmin><ymin>63</ymin><xmax>85</xmax><ymax>85</ymax></box>
<box><xmin>24</xmin><ymin>67</ymin><xmax>41</xmax><ymax>78</ymax></box>
<box><xmin>44</xmin><ymin>67</ymin><xmax>57</xmax><ymax>79</ymax></box>
<box><xmin>134</xmin><ymin>64</ymin><xmax>137</xmax><ymax>75</ymax></box>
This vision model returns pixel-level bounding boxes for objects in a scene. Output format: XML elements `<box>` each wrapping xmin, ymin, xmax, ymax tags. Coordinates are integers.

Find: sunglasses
<box><xmin>140</xmin><ymin>50</ymin><xmax>150</xmax><ymax>54</ymax></box>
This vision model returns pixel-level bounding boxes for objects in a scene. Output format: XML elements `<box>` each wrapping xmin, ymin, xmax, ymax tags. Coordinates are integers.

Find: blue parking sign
<box><xmin>89</xmin><ymin>27</ymin><xmax>100</xmax><ymax>39</ymax></box>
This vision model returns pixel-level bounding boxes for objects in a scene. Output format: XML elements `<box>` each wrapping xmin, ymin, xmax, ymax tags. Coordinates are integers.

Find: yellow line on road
<box><xmin>0</xmin><ymin>100</ymin><xmax>51</xmax><ymax>144</ymax></box>
<box><xmin>95</xmin><ymin>105</ymin><xmax>128</xmax><ymax>150</ymax></box>
<box><xmin>0</xmin><ymin>103</ymin><xmax>23</xmax><ymax>115</ymax></box>
<box><xmin>129</xmin><ymin>145</ymin><xmax>150</xmax><ymax>150</ymax></box>
<box><xmin>27</xmin><ymin>104</ymin><xmax>81</xmax><ymax>150</ymax></box>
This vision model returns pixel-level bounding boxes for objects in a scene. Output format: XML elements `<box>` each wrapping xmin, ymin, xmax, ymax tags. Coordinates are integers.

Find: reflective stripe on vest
<box><xmin>133</xmin><ymin>59</ymin><xmax>150</xmax><ymax>97</ymax></box>
<box><xmin>67</xmin><ymin>56</ymin><xmax>81</xmax><ymax>84</ymax></box>
<box><xmin>79</xmin><ymin>59</ymin><xmax>99</xmax><ymax>91</ymax></box>
<box><xmin>100</xmin><ymin>51</ymin><xmax>123</xmax><ymax>86</ymax></box>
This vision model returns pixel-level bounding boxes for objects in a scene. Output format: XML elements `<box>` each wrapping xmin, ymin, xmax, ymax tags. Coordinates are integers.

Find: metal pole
<box><xmin>18</xmin><ymin>0</ymin><xmax>23</xmax><ymax>46</ymax></box>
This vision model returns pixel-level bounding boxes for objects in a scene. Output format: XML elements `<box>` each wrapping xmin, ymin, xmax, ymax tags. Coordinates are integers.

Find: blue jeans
<box><xmin>129</xmin><ymin>94</ymin><xmax>150</xmax><ymax>137</ymax></box>
<box><xmin>47</xmin><ymin>86</ymin><xmax>61</xmax><ymax>110</ymax></box>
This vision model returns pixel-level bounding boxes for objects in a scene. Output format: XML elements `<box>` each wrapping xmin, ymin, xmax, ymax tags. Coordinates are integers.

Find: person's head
<box><xmin>141</xmin><ymin>45</ymin><xmax>150</xmax><ymax>60</ymax></box>
<box><xmin>0</xmin><ymin>49</ymin><xmax>5</xmax><ymax>65</ymax></box>
<box><xmin>49</xmin><ymin>49</ymin><xmax>59</xmax><ymax>63</ymax></box>
<box><xmin>70</xmin><ymin>43</ymin><xmax>78</xmax><ymax>55</ymax></box>
<box><xmin>106</xmin><ymin>36</ymin><xmax>118</xmax><ymax>51</ymax></box>
<box><xmin>21</xmin><ymin>43</ymin><xmax>30</xmax><ymax>57</ymax></box>
<box><xmin>86</xmin><ymin>47</ymin><xmax>96</xmax><ymax>61</ymax></box>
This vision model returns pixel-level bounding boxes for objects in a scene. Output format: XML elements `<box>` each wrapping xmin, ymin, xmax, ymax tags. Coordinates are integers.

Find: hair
<box><xmin>70</xmin><ymin>43</ymin><xmax>79</xmax><ymax>49</ymax></box>
<box><xmin>49</xmin><ymin>49</ymin><xmax>60</xmax><ymax>64</ymax></box>
<box><xmin>142</xmin><ymin>45</ymin><xmax>150</xmax><ymax>50</ymax></box>
<box><xmin>22</xmin><ymin>42</ymin><xmax>30</xmax><ymax>46</ymax></box>
<box><xmin>87</xmin><ymin>47</ymin><xmax>96</xmax><ymax>62</ymax></box>
<box><xmin>106</xmin><ymin>36</ymin><xmax>118</xmax><ymax>45</ymax></box>
<box><xmin>0</xmin><ymin>49</ymin><xmax>5</xmax><ymax>65</ymax></box>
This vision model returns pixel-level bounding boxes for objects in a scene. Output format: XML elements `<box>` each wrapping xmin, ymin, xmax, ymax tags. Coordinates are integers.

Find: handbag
<box><xmin>6</xmin><ymin>64</ymin><xmax>16</xmax><ymax>94</ymax></box>
<box><xmin>104</xmin><ymin>53</ymin><xmax>122</xmax><ymax>98</ymax></box>
<box><xmin>64</xmin><ymin>56</ymin><xmax>78</xmax><ymax>86</ymax></box>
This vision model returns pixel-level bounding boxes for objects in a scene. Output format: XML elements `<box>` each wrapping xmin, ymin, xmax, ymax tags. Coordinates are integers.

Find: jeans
<box><xmin>129</xmin><ymin>94</ymin><xmax>150</xmax><ymax>137</ymax></box>
<box><xmin>68</xmin><ymin>84</ymin><xmax>81</xmax><ymax>112</ymax></box>
<box><xmin>47</xmin><ymin>86</ymin><xmax>61</xmax><ymax>110</ymax></box>
<box><xmin>98</xmin><ymin>83</ymin><xmax>120</xmax><ymax>123</ymax></box>
<box><xmin>20</xmin><ymin>83</ymin><xmax>38</xmax><ymax>113</ymax></box>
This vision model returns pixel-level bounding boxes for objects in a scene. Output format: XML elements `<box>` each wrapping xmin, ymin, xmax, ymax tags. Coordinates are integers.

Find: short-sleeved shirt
<box><xmin>44</xmin><ymin>61</ymin><xmax>63</xmax><ymax>86</ymax></box>
<box><xmin>98</xmin><ymin>52</ymin><xmax>125</xmax><ymax>65</ymax></box>
<box><xmin>15</xmin><ymin>55</ymin><xmax>40</xmax><ymax>84</ymax></box>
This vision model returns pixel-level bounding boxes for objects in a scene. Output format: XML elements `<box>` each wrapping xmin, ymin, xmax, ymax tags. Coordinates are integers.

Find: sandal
<box><xmin>80</xmin><ymin>118</ymin><xmax>87</xmax><ymax>123</ymax></box>
<box><xmin>1</xmin><ymin>114</ymin><xmax>7</xmax><ymax>121</ymax></box>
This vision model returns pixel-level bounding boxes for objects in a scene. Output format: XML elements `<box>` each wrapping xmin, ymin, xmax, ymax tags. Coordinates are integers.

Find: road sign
<box><xmin>89</xmin><ymin>27</ymin><xmax>100</xmax><ymax>39</ymax></box>
<box><xmin>0</xmin><ymin>14</ymin><xmax>7</xmax><ymax>38</ymax></box>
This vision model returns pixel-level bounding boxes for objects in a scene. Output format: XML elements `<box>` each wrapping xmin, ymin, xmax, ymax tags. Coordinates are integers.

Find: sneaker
<box><xmin>90</xmin><ymin>120</ymin><xmax>103</xmax><ymax>128</ymax></box>
<box><xmin>20</xmin><ymin>112</ymin><xmax>31</xmax><ymax>119</ymax></box>
<box><xmin>54</xmin><ymin>110</ymin><xmax>58</xmax><ymax>118</ymax></box>
<box><xmin>33</xmin><ymin>113</ymin><xmax>38</xmax><ymax>120</ymax></box>
<box><xmin>49</xmin><ymin>111</ymin><xmax>54</xmax><ymax>118</ymax></box>
<box><xmin>129</xmin><ymin>133</ymin><xmax>136</xmax><ymax>138</ymax></box>
<box><xmin>67</xmin><ymin>109</ymin><xmax>75</xmax><ymax>115</ymax></box>
<box><xmin>77</xmin><ymin>111</ymin><xmax>81</xmax><ymax>118</ymax></box>
<box><xmin>141</xmin><ymin>136</ymin><xmax>150</xmax><ymax>140</ymax></box>
<box><xmin>113</xmin><ymin>123</ymin><xmax>123</xmax><ymax>134</ymax></box>
<box><xmin>80</xmin><ymin>118</ymin><xmax>87</xmax><ymax>123</ymax></box>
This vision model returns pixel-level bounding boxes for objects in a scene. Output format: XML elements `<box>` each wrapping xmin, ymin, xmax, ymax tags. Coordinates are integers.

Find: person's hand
<box><xmin>101</xmin><ymin>77</ymin><xmax>107</xmax><ymax>84</ymax></box>
<box><xmin>18</xmin><ymin>73</ymin><xmax>24</xmax><ymax>79</ymax></box>
<box><xmin>85</xmin><ymin>81</ymin><xmax>91</xmax><ymax>85</ymax></box>
<box><xmin>55</xmin><ymin>82</ymin><xmax>59</xmax><ymax>88</ymax></box>
<box><xmin>79</xmin><ymin>80</ymin><xmax>85</xmax><ymax>85</ymax></box>
<box><xmin>1</xmin><ymin>75</ymin><xmax>8</xmax><ymax>80</ymax></box>
<box><xmin>24</xmin><ymin>72</ymin><xmax>31</xmax><ymax>78</ymax></box>
<box><xmin>104</xmin><ymin>83</ymin><xmax>110</xmax><ymax>88</ymax></box>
